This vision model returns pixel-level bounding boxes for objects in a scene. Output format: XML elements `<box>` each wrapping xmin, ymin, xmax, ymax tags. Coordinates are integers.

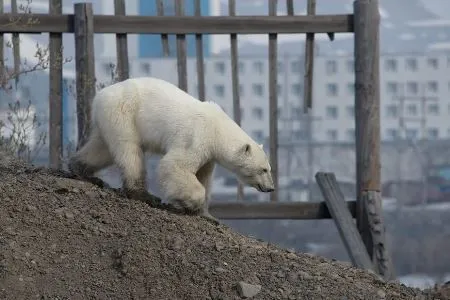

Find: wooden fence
<box><xmin>0</xmin><ymin>0</ymin><xmax>385</xmax><ymax>277</ymax></box>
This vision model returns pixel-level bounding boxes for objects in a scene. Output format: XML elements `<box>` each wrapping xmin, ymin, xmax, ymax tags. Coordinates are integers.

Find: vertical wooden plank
<box><xmin>286</xmin><ymin>0</ymin><xmax>294</xmax><ymax>16</ymax></box>
<box><xmin>156</xmin><ymin>0</ymin><xmax>170</xmax><ymax>56</ymax></box>
<box><xmin>114</xmin><ymin>0</ymin><xmax>129</xmax><ymax>82</ymax></box>
<box><xmin>268</xmin><ymin>0</ymin><xmax>278</xmax><ymax>202</ymax></box>
<box><xmin>175</xmin><ymin>0</ymin><xmax>188</xmax><ymax>92</ymax></box>
<box><xmin>74</xmin><ymin>3</ymin><xmax>96</xmax><ymax>149</ymax></box>
<box><xmin>228</xmin><ymin>0</ymin><xmax>244</xmax><ymax>201</ymax></box>
<box><xmin>303</xmin><ymin>0</ymin><xmax>315</xmax><ymax>112</ymax></box>
<box><xmin>0</xmin><ymin>0</ymin><xmax>4</xmax><ymax>76</ymax></box>
<box><xmin>49</xmin><ymin>0</ymin><xmax>63</xmax><ymax>169</ymax></box>
<box><xmin>11</xmin><ymin>0</ymin><xmax>20</xmax><ymax>88</ymax></box>
<box><xmin>194</xmin><ymin>0</ymin><xmax>205</xmax><ymax>101</ymax></box>
<box><xmin>354</xmin><ymin>0</ymin><xmax>381</xmax><ymax>261</ymax></box>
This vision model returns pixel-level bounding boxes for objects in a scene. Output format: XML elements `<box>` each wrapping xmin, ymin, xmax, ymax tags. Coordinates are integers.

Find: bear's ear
<box><xmin>258</xmin><ymin>144</ymin><xmax>263</xmax><ymax>149</ymax></box>
<box><xmin>242</xmin><ymin>143</ymin><xmax>251</xmax><ymax>155</ymax></box>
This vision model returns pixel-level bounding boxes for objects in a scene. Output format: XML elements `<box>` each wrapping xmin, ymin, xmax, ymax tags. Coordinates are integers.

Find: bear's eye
<box><xmin>262</xmin><ymin>168</ymin><xmax>268</xmax><ymax>173</ymax></box>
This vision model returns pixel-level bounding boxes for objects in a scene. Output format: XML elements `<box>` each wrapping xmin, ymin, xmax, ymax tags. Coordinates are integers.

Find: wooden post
<box><xmin>11</xmin><ymin>0</ymin><xmax>20</xmax><ymax>88</ymax></box>
<box><xmin>156</xmin><ymin>0</ymin><xmax>170</xmax><ymax>56</ymax></box>
<box><xmin>49</xmin><ymin>0</ymin><xmax>63</xmax><ymax>169</ymax></box>
<box><xmin>74</xmin><ymin>3</ymin><xmax>95</xmax><ymax>149</ymax></box>
<box><xmin>268</xmin><ymin>0</ymin><xmax>278</xmax><ymax>202</ymax></box>
<box><xmin>228</xmin><ymin>0</ymin><xmax>244</xmax><ymax>201</ymax></box>
<box><xmin>175</xmin><ymin>0</ymin><xmax>188</xmax><ymax>92</ymax></box>
<box><xmin>0</xmin><ymin>0</ymin><xmax>4</xmax><ymax>76</ymax></box>
<box><xmin>303</xmin><ymin>0</ymin><xmax>315</xmax><ymax>112</ymax></box>
<box><xmin>354</xmin><ymin>0</ymin><xmax>393</xmax><ymax>280</ymax></box>
<box><xmin>114</xmin><ymin>0</ymin><xmax>129</xmax><ymax>82</ymax></box>
<box><xmin>194</xmin><ymin>0</ymin><xmax>205</xmax><ymax>101</ymax></box>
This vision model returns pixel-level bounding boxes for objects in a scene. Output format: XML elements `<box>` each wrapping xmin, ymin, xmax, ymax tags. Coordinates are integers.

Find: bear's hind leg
<box><xmin>196</xmin><ymin>161</ymin><xmax>220</xmax><ymax>224</ymax></box>
<box><xmin>68</xmin><ymin>128</ymin><xmax>113</xmax><ymax>178</ymax></box>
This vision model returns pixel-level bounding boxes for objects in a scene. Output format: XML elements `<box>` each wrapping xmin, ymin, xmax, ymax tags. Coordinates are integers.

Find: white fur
<box><xmin>69</xmin><ymin>77</ymin><xmax>275</xmax><ymax>218</ymax></box>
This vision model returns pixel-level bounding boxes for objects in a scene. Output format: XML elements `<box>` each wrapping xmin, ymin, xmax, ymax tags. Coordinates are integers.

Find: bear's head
<box><xmin>230</xmin><ymin>143</ymin><xmax>275</xmax><ymax>193</ymax></box>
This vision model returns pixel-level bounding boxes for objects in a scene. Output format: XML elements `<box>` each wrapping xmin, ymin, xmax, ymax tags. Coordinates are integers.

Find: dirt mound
<box><xmin>0</xmin><ymin>153</ymin><xmax>446</xmax><ymax>300</ymax></box>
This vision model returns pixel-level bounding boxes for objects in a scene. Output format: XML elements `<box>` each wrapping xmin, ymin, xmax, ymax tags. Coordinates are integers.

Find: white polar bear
<box><xmin>68</xmin><ymin>76</ymin><xmax>275</xmax><ymax>222</ymax></box>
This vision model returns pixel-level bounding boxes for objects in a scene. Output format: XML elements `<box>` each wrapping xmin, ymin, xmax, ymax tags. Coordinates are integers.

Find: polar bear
<box><xmin>68</xmin><ymin>76</ymin><xmax>275</xmax><ymax>222</ymax></box>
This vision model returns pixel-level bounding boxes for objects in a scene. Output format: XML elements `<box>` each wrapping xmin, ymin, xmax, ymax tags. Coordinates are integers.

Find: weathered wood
<box><xmin>194</xmin><ymin>0</ymin><xmax>205</xmax><ymax>101</ymax></box>
<box><xmin>0</xmin><ymin>0</ymin><xmax>4</xmax><ymax>76</ymax></box>
<box><xmin>363</xmin><ymin>190</ymin><xmax>396</xmax><ymax>280</ymax></box>
<box><xmin>209</xmin><ymin>200</ymin><xmax>357</xmax><ymax>220</ymax></box>
<box><xmin>114</xmin><ymin>0</ymin><xmax>129</xmax><ymax>81</ymax></box>
<box><xmin>268</xmin><ymin>0</ymin><xmax>278</xmax><ymax>202</ymax></box>
<box><xmin>48</xmin><ymin>0</ymin><xmax>63</xmax><ymax>169</ymax></box>
<box><xmin>286</xmin><ymin>0</ymin><xmax>294</xmax><ymax>15</ymax></box>
<box><xmin>0</xmin><ymin>14</ymin><xmax>355</xmax><ymax>34</ymax></box>
<box><xmin>175</xmin><ymin>1</ymin><xmax>187</xmax><ymax>92</ymax></box>
<box><xmin>354</xmin><ymin>0</ymin><xmax>381</xmax><ymax>261</ymax></box>
<box><xmin>156</xmin><ymin>0</ymin><xmax>170</xmax><ymax>56</ymax></box>
<box><xmin>11</xmin><ymin>0</ymin><xmax>19</xmax><ymax>88</ymax></box>
<box><xmin>303</xmin><ymin>0</ymin><xmax>315</xmax><ymax>112</ymax></box>
<box><xmin>315</xmin><ymin>172</ymin><xmax>374</xmax><ymax>271</ymax></box>
<box><xmin>227</xmin><ymin>0</ymin><xmax>244</xmax><ymax>201</ymax></box>
<box><xmin>74</xmin><ymin>3</ymin><xmax>95</xmax><ymax>149</ymax></box>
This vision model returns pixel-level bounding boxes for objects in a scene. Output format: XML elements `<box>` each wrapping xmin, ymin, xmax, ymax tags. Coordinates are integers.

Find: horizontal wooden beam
<box><xmin>0</xmin><ymin>14</ymin><xmax>354</xmax><ymax>34</ymax></box>
<box><xmin>209</xmin><ymin>200</ymin><xmax>356</xmax><ymax>220</ymax></box>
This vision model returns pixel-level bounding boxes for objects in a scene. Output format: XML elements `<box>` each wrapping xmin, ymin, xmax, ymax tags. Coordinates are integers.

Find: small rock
<box><xmin>376</xmin><ymin>289</ymin><xmax>386</xmax><ymax>299</ymax></box>
<box><xmin>64</xmin><ymin>211</ymin><xmax>74</xmax><ymax>219</ymax></box>
<box><xmin>237</xmin><ymin>281</ymin><xmax>261</xmax><ymax>298</ymax></box>
<box><xmin>26</xmin><ymin>205</ymin><xmax>37</xmax><ymax>211</ymax></box>
<box><xmin>214</xmin><ymin>267</ymin><xmax>226</xmax><ymax>273</ymax></box>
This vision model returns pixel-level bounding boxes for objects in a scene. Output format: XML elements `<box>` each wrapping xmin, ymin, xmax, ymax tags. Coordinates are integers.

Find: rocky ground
<box><xmin>0</xmin><ymin>152</ymin><xmax>449</xmax><ymax>300</ymax></box>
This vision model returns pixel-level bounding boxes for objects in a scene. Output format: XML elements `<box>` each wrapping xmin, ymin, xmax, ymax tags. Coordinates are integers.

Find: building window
<box><xmin>347</xmin><ymin>83</ymin><xmax>355</xmax><ymax>95</ymax></box>
<box><xmin>252</xmin><ymin>84</ymin><xmax>264</xmax><ymax>97</ymax></box>
<box><xmin>326</xmin><ymin>60</ymin><xmax>337</xmax><ymax>75</ymax></box>
<box><xmin>253</xmin><ymin>61</ymin><xmax>264</xmax><ymax>74</ymax></box>
<box><xmin>277</xmin><ymin>84</ymin><xmax>282</xmax><ymax>96</ymax></box>
<box><xmin>427</xmin><ymin>81</ymin><xmax>438</xmax><ymax>93</ymax></box>
<box><xmin>140</xmin><ymin>62</ymin><xmax>151</xmax><ymax>74</ymax></box>
<box><xmin>214</xmin><ymin>84</ymin><xmax>225</xmax><ymax>97</ymax></box>
<box><xmin>406</xmin><ymin>104</ymin><xmax>417</xmax><ymax>116</ymax></box>
<box><xmin>278</xmin><ymin>61</ymin><xmax>284</xmax><ymax>73</ymax></box>
<box><xmin>407</xmin><ymin>81</ymin><xmax>418</xmax><ymax>95</ymax></box>
<box><xmin>427</xmin><ymin>128</ymin><xmax>439</xmax><ymax>139</ymax></box>
<box><xmin>291</xmin><ymin>60</ymin><xmax>301</xmax><ymax>73</ymax></box>
<box><xmin>239</xmin><ymin>84</ymin><xmax>244</xmax><ymax>97</ymax></box>
<box><xmin>428</xmin><ymin>104</ymin><xmax>439</xmax><ymax>115</ymax></box>
<box><xmin>386</xmin><ymin>128</ymin><xmax>399</xmax><ymax>140</ymax></box>
<box><xmin>385</xmin><ymin>59</ymin><xmax>397</xmax><ymax>72</ymax></box>
<box><xmin>346</xmin><ymin>105</ymin><xmax>355</xmax><ymax>117</ymax></box>
<box><xmin>252</xmin><ymin>107</ymin><xmax>263</xmax><ymax>120</ymax></box>
<box><xmin>346</xmin><ymin>60</ymin><xmax>354</xmax><ymax>73</ymax></box>
<box><xmin>291</xmin><ymin>84</ymin><xmax>302</xmax><ymax>96</ymax></box>
<box><xmin>326</xmin><ymin>129</ymin><xmax>338</xmax><ymax>141</ymax></box>
<box><xmin>326</xmin><ymin>83</ymin><xmax>338</xmax><ymax>97</ymax></box>
<box><xmin>386</xmin><ymin>105</ymin><xmax>398</xmax><ymax>118</ymax></box>
<box><xmin>346</xmin><ymin>129</ymin><xmax>355</xmax><ymax>141</ymax></box>
<box><xmin>215</xmin><ymin>61</ymin><xmax>226</xmax><ymax>74</ymax></box>
<box><xmin>292</xmin><ymin>107</ymin><xmax>302</xmax><ymax>119</ymax></box>
<box><xmin>427</xmin><ymin>58</ymin><xmax>439</xmax><ymax>70</ymax></box>
<box><xmin>238</xmin><ymin>62</ymin><xmax>245</xmax><ymax>73</ymax></box>
<box><xmin>405</xmin><ymin>58</ymin><xmax>417</xmax><ymax>71</ymax></box>
<box><xmin>293</xmin><ymin>130</ymin><xmax>307</xmax><ymax>140</ymax></box>
<box><xmin>386</xmin><ymin>81</ymin><xmax>398</xmax><ymax>95</ymax></box>
<box><xmin>252</xmin><ymin>130</ymin><xmax>264</xmax><ymax>142</ymax></box>
<box><xmin>405</xmin><ymin>128</ymin><xmax>418</xmax><ymax>140</ymax></box>
<box><xmin>326</xmin><ymin>106</ymin><xmax>338</xmax><ymax>119</ymax></box>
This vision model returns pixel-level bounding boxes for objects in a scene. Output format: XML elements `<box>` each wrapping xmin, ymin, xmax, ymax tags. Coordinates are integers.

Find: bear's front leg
<box><xmin>158</xmin><ymin>156</ymin><xmax>206</xmax><ymax>215</ymax></box>
<box><xmin>196</xmin><ymin>161</ymin><xmax>220</xmax><ymax>225</ymax></box>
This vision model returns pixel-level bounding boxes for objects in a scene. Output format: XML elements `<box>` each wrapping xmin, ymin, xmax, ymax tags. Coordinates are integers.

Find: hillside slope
<box><xmin>0</xmin><ymin>153</ymin><xmax>448</xmax><ymax>300</ymax></box>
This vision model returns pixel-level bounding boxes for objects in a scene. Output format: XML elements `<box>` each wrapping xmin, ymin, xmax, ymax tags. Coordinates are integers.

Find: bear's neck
<box><xmin>211</xmin><ymin>118</ymin><xmax>247</xmax><ymax>172</ymax></box>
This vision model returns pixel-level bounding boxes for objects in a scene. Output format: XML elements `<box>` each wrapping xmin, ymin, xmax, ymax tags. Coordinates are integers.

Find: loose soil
<box><xmin>0</xmin><ymin>152</ymin><xmax>449</xmax><ymax>300</ymax></box>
